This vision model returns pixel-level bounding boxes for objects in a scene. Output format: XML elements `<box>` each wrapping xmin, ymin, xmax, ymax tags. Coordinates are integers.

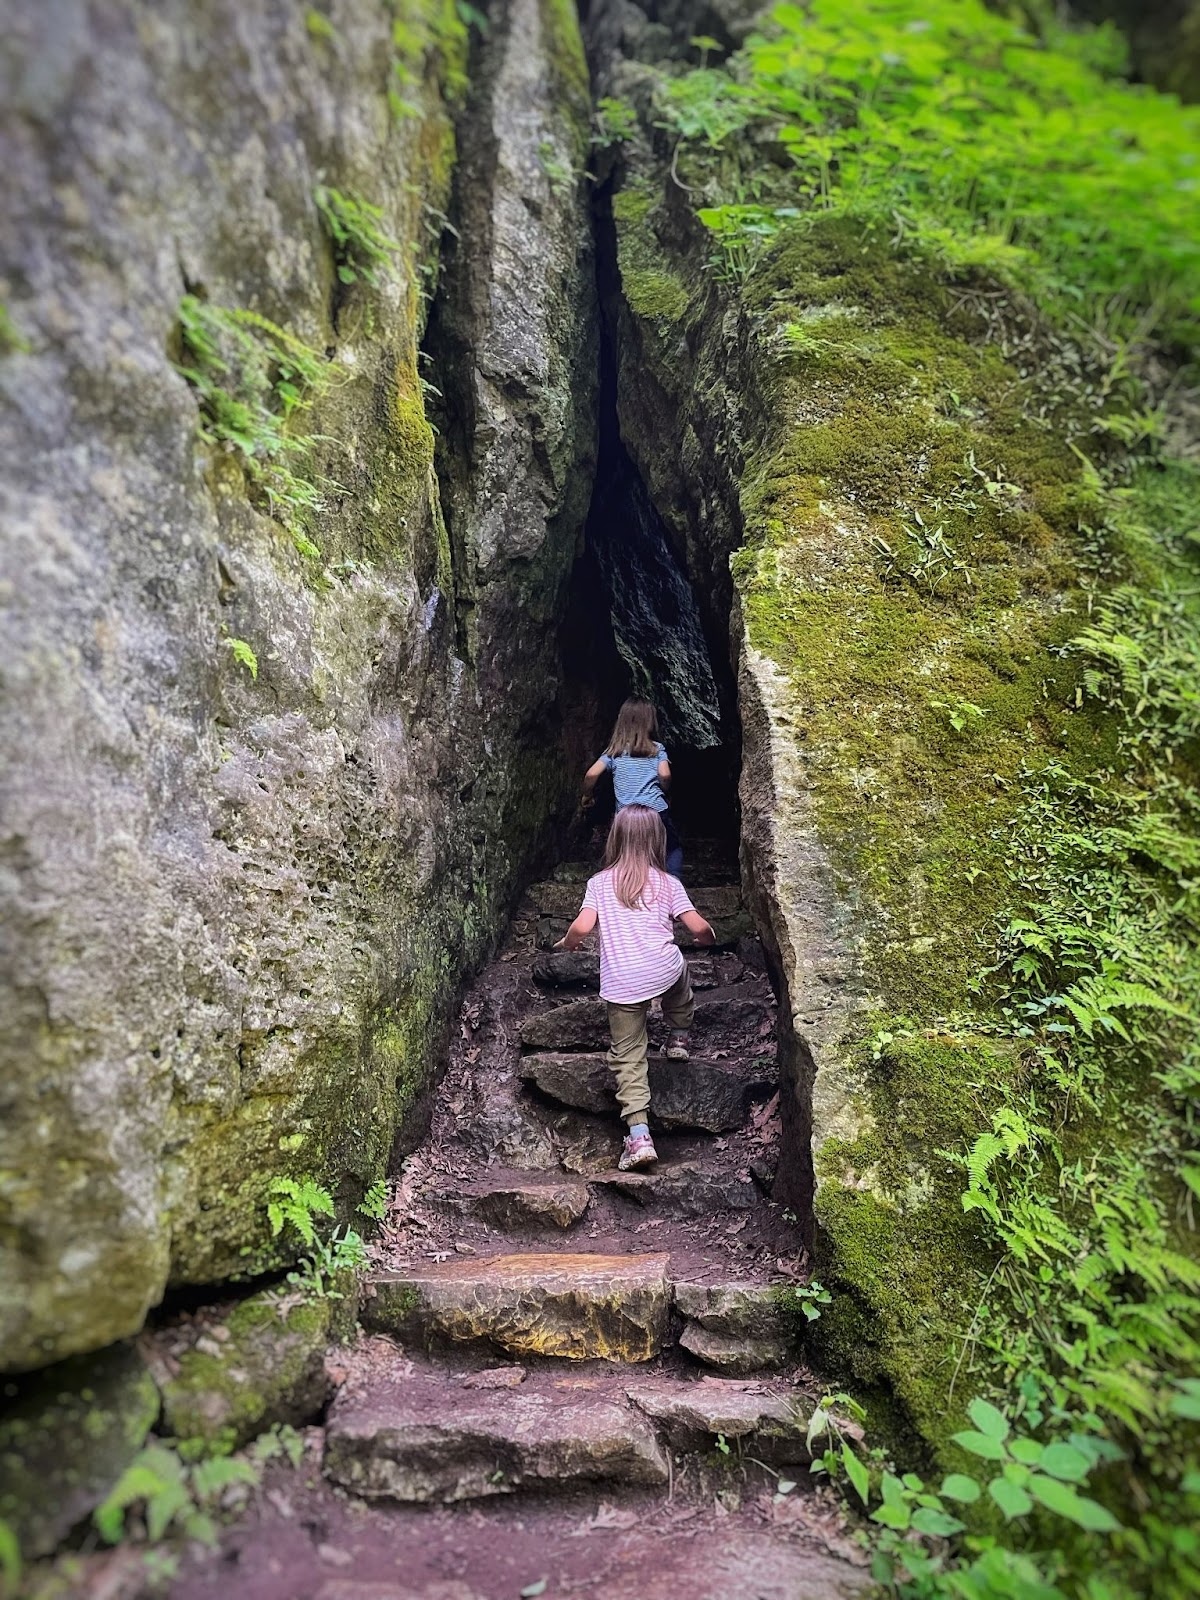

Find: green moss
<box><xmin>733</xmin><ymin>215</ymin><xmax>1126</xmax><ymax>1022</ymax></box>
<box><xmin>613</xmin><ymin>180</ymin><xmax>699</xmax><ymax>331</ymax></box>
<box><xmin>538</xmin><ymin>0</ymin><xmax>591</xmax><ymax>121</ymax></box>
<box><xmin>160</xmin><ymin>1291</ymin><xmax>333</xmax><ymax>1452</ymax></box>
<box><xmin>623</xmin><ymin>268</ymin><xmax>691</xmax><ymax>323</ymax></box>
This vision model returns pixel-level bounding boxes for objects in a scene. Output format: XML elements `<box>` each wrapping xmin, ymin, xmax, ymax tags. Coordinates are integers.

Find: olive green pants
<box><xmin>606</xmin><ymin>963</ymin><xmax>694</xmax><ymax>1126</ymax></box>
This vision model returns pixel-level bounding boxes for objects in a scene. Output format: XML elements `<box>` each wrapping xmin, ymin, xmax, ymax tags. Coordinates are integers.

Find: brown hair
<box><xmin>604</xmin><ymin>697</ymin><xmax>660</xmax><ymax>760</ymax></box>
<box><xmin>603</xmin><ymin>804</ymin><xmax>667</xmax><ymax>910</ymax></box>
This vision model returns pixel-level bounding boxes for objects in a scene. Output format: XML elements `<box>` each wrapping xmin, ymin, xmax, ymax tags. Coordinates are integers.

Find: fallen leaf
<box><xmin>520</xmin><ymin>1580</ymin><xmax>548</xmax><ymax>1597</ymax></box>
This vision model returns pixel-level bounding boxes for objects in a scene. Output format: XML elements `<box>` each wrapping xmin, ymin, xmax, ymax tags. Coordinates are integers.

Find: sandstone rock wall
<box><xmin>0</xmin><ymin>0</ymin><xmax>595</xmax><ymax>1372</ymax></box>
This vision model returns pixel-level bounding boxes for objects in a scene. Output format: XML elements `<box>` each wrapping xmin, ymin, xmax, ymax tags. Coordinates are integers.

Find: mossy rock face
<box><xmin>156</xmin><ymin>1288</ymin><xmax>343</xmax><ymax>1453</ymax></box>
<box><xmin>0</xmin><ymin>1343</ymin><xmax>160</xmax><ymax>1559</ymax></box>
<box><xmin>587</xmin><ymin>16</ymin><xmax>1198</xmax><ymax>1467</ymax></box>
<box><xmin>1</xmin><ymin>0</ymin><xmax>596</xmax><ymax>1371</ymax></box>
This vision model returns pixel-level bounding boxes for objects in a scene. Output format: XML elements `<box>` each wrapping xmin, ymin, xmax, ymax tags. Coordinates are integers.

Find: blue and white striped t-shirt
<box><xmin>601</xmin><ymin>743</ymin><xmax>668</xmax><ymax>812</ymax></box>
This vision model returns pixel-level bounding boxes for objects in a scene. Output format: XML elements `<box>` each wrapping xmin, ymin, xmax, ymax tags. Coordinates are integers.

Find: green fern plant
<box><xmin>314</xmin><ymin>186</ymin><xmax>401</xmax><ymax>288</ymax></box>
<box><xmin>266</xmin><ymin>1176</ymin><xmax>334</xmax><ymax>1247</ymax></box>
<box><xmin>94</xmin><ymin>1444</ymin><xmax>258</xmax><ymax>1547</ymax></box>
<box><xmin>224</xmin><ymin>637</ymin><xmax>258</xmax><ymax>681</ymax></box>
<box><xmin>175</xmin><ymin>296</ymin><xmax>332</xmax><ymax>549</ymax></box>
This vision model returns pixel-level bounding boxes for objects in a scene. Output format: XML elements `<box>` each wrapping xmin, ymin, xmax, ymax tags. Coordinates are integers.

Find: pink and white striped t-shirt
<box><xmin>582</xmin><ymin>867</ymin><xmax>695</xmax><ymax>1004</ymax></box>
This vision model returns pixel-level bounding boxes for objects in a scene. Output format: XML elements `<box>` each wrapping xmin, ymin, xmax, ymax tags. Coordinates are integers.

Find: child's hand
<box><xmin>580</xmin><ymin>794</ymin><xmax>594</xmax><ymax>811</ymax></box>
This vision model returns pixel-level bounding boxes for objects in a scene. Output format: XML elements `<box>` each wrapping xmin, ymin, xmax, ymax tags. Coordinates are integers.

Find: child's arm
<box><xmin>581</xmin><ymin>757</ymin><xmax>608</xmax><ymax>807</ymax></box>
<box><xmin>678</xmin><ymin>909</ymin><xmax>715</xmax><ymax>945</ymax></box>
<box><xmin>555</xmin><ymin>907</ymin><xmax>598</xmax><ymax>950</ymax></box>
<box><xmin>657</xmin><ymin>756</ymin><xmax>671</xmax><ymax>792</ymax></box>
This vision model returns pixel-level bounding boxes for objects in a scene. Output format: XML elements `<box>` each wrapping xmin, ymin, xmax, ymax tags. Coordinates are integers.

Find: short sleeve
<box><xmin>668</xmin><ymin>878</ymin><xmax>695</xmax><ymax>918</ymax></box>
<box><xmin>656</xmin><ymin>744</ymin><xmax>668</xmax><ymax>760</ymax></box>
<box><xmin>600</xmin><ymin>753</ymin><xmax>614</xmax><ymax>772</ymax></box>
<box><xmin>582</xmin><ymin>875</ymin><xmax>601</xmax><ymax>912</ymax></box>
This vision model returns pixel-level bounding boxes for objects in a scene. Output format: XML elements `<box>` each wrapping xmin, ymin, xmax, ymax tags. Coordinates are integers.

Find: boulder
<box><xmin>0</xmin><ymin>1342</ymin><xmax>160</xmax><ymax>1558</ymax></box>
<box><xmin>364</xmin><ymin>1253</ymin><xmax>672</xmax><ymax>1361</ymax></box>
<box><xmin>678</xmin><ymin>1325</ymin><xmax>791</xmax><ymax>1375</ymax></box>
<box><xmin>520</xmin><ymin>1051</ymin><xmax>773</xmax><ymax>1132</ymax></box>
<box><xmin>591</xmin><ymin>1164</ymin><xmax>758</xmax><ymax>1218</ymax></box>
<box><xmin>325</xmin><ymin>1375</ymin><xmax>668</xmax><ymax>1501</ymax></box>
<box><xmin>155</xmin><ymin>1286</ymin><xmax>343</xmax><ymax>1452</ymax></box>
<box><xmin>0</xmin><ymin>0</ymin><xmax>597</xmax><ymax>1370</ymax></box>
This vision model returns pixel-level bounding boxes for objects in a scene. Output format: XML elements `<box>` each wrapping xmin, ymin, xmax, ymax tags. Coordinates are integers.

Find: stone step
<box><xmin>323</xmin><ymin>1368</ymin><xmax>811</xmax><ymax>1505</ymax></box>
<box><xmin>675</xmin><ymin>1281</ymin><xmax>793</xmax><ymax>1374</ymax></box>
<box><xmin>590</xmin><ymin>1163</ymin><xmax>758</xmax><ymax>1219</ymax></box>
<box><xmin>440</xmin><ymin>1173</ymin><xmax>591</xmax><ymax>1231</ymax></box>
<box><xmin>527</xmin><ymin>881</ymin><xmax>744</xmax><ymax>921</ymax></box>
<box><xmin>519</xmin><ymin>990</ymin><xmax>773</xmax><ymax>1053</ymax></box>
<box><xmin>363</xmin><ymin>1253</ymin><xmax>671</xmax><ymax>1361</ymax></box>
<box><xmin>519</xmin><ymin>1052</ymin><xmax>774</xmax><ymax>1133</ymax></box>
<box><xmin>531</xmin><ymin>950</ymin><xmax>722</xmax><ymax>990</ymax></box>
<box><xmin>536</xmin><ymin>913</ymin><xmax>751</xmax><ymax>951</ymax></box>
<box><xmin>324</xmin><ymin>1374</ymin><xmax>668</xmax><ymax>1503</ymax></box>
<box><xmin>627</xmin><ymin>1375</ymin><xmax>811</xmax><ymax>1462</ymax></box>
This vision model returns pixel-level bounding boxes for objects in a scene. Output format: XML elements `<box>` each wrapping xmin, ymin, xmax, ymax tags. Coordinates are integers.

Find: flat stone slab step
<box><xmin>591</xmin><ymin>1162</ymin><xmax>758</xmax><ymax>1218</ymax></box>
<box><xmin>532</xmin><ymin>951</ymin><xmax>722</xmax><ymax>990</ymax></box>
<box><xmin>519</xmin><ymin>991</ymin><xmax>772</xmax><ymax>1053</ymax></box>
<box><xmin>519</xmin><ymin>1052</ymin><xmax>774</xmax><ymax>1133</ymax></box>
<box><xmin>323</xmin><ymin>1367</ymin><xmax>811</xmax><ymax>1505</ymax></box>
<box><xmin>363</xmin><ymin>1253</ymin><xmax>671</xmax><ymax>1361</ymax></box>
<box><xmin>444</xmin><ymin>1174</ymin><xmax>591</xmax><ymax>1230</ymax></box>
<box><xmin>528</xmin><ymin>881</ymin><xmax>743</xmax><ymax>921</ymax></box>
<box><xmin>325</xmin><ymin>1374</ymin><xmax>668</xmax><ymax>1502</ymax></box>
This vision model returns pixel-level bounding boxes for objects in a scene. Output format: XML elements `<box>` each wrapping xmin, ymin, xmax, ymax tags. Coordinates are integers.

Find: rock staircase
<box><xmin>301</xmin><ymin>851</ymin><xmax>868</xmax><ymax>1597</ymax></box>
<box><xmin>171</xmin><ymin>848</ymin><xmax>867</xmax><ymax>1599</ymax></box>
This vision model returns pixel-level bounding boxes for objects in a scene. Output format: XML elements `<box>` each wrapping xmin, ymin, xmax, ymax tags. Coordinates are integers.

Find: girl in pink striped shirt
<box><xmin>556</xmin><ymin>806</ymin><xmax>715</xmax><ymax>1170</ymax></box>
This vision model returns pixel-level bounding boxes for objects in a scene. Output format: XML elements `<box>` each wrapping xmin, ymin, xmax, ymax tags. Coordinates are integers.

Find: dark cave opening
<box><xmin>557</xmin><ymin>177</ymin><xmax>742</xmax><ymax>863</ymax></box>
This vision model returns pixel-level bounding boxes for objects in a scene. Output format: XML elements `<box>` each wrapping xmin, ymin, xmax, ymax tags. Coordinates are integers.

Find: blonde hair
<box><xmin>603</xmin><ymin>804</ymin><xmax>667</xmax><ymax>910</ymax></box>
<box><xmin>604</xmin><ymin>697</ymin><xmax>660</xmax><ymax>759</ymax></box>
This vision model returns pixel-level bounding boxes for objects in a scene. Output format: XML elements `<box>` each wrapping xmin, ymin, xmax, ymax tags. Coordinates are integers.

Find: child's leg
<box><xmin>661</xmin><ymin>808</ymin><xmax>684</xmax><ymax>879</ymax></box>
<box><xmin>606</xmin><ymin>999</ymin><xmax>652</xmax><ymax>1125</ymax></box>
<box><xmin>660</xmin><ymin>963</ymin><xmax>695</xmax><ymax>1053</ymax></box>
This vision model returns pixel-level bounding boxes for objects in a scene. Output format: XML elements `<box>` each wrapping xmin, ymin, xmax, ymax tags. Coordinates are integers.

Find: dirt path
<box><xmin>171</xmin><ymin>846</ymin><xmax>869</xmax><ymax>1600</ymax></box>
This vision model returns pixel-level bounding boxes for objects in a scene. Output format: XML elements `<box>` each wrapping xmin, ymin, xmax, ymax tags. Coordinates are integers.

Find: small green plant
<box><xmin>175</xmin><ymin>296</ymin><xmax>333</xmax><ymax>543</ymax></box>
<box><xmin>810</xmin><ymin>1393</ymin><xmax>1122</xmax><ymax>1591</ymax></box>
<box><xmin>267</xmin><ymin>1176</ymin><xmax>334</xmax><ymax>1246</ymax></box>
<box><xmin>358</xmin><ymin>1179</ymin><xmax>388</xmax><ymax>1221</ymax></box>
<box><xmin>0</xmin><ymin>1518</ymin><xmax>20</xmax><ymax>1599</ymax></box>
<box><xmin>0</xmin><ymin>304</ymin><xmax>28</xmax><ymax>357</ymax></box>
<box><xmin>537</xmin><ymin>140</ymin><xmax>575</xmax><ymax>194</ymax></box>
<box><xmin>791</xmin><ymin>1280</ymin><xmax>832</xmax><ymax>1322</ymax></box>
<box><xmin>248</xmin><ymin>1424</ymin><xmax>305</xmax><ymax>1469</ymax></box>
<box><xmin>314</xmin><ymin>186</ymin><xmax>402</xmax><ymax>288</ymax></box>
<box><xmin>593</xmin><ymin>96</ymin><xmax>637</xmax><ymax>146</ymax></box>
<box><xmin>266</xmin><ymin>1176</ymin><xmax>368</xmax><ymax>1299</ymax></box>
<box><xmin>455</xmin><ymin>0</ymin><xmax>488</xmax><ymax>32</ymax></box>
<box><xmin>690</xmin><ymin>34</ymin><xmax>722</xmax><ymax>68</ymax></box>
<box><xmin>929</xmin><ymin>697</ymin><xmax>988</xmax><ymax>734</ymax></box>
<box><xmin>714</xmin><ymin>1431</ymin><xmax>731</xmax><ymax>1455</ymax></box>
<box><xmin>94</xmin><ymin>1443</ymin><xmax>258</xmax><ymax>1548</ymax></box>
<box><xmin>304</xmin><ymin>7</ymin><xmax>336</xmax><ymax>41</ymax></box>
<box><xmin>224</xmin><ymin>637</ymin><xmax>258</xmax><ymax>680</ymax></box>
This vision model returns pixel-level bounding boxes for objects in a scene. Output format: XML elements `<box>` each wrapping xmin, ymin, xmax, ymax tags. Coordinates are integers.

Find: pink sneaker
<box><xmin>618</xmin><ymin>1130</ymin><xmax>658</xmax><ymax>1170</ymax></box>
